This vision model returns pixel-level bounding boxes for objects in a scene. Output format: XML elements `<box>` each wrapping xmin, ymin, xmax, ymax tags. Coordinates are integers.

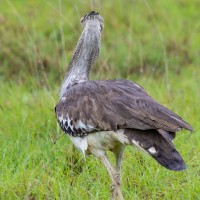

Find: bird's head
<box><xmin>81</xmin><ymin>11</ymin><xmax>104</xmax><ymax>32</ymax></box>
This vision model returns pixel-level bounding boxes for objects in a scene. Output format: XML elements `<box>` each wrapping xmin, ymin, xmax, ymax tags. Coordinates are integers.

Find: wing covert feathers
<box><xmin>55</xmin><ymin>80</ymin><xmax>192</xmax><ymax>135</ymax></box>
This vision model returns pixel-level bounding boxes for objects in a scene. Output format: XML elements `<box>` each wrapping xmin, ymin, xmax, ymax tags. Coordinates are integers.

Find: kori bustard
<box><xmin>55</xmin><ymin>11</ymin><xmax>192</xmax><ymax>200</ymax></box>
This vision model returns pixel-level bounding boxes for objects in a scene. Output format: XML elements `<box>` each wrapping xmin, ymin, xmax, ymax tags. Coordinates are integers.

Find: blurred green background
<box><xmin>0</xmin><ymin>0</ymin><xmax>199</xmax><ymax>199</ymax></box>
<box><xmin>0</xmin><ymin>0</ymin><xmax>199</xmax><ymax>83</ymax></box>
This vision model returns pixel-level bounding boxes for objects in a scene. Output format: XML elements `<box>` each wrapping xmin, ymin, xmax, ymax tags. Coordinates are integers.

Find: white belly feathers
<box><xmin>69</xmin><ymin>129</ymin><xmax>129</xmax><ymax>158</ymax></box>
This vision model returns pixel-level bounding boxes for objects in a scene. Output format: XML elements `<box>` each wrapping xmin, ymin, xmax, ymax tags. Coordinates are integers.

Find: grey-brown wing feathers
<box><xmin>55</xmin><ymin>80</ymin><xmax>192</xmax><ymax>136</ymax></box>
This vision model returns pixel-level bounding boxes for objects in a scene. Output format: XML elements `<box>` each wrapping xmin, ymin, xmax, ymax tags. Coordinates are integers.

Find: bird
<box><xmin>55</xmin><ymin>11</ymin><xmax>193</xmax><ymax>200</ymax></box>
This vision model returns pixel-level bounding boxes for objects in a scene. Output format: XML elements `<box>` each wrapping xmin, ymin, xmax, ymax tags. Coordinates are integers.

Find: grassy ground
<box><xmin>0</xmin><ymin>67</ymin><xmax>199</xmax><ymax>200</ymax></box>
<box><xmin>0</xmin><ymin>0</ymin><xmax>200</xmax><ymax>199</ymax></box>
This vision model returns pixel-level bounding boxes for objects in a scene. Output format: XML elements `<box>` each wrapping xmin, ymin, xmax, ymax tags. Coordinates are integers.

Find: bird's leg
<box><xmin>112</xmin><ymin>145</ymin><xmax>125</xmax><ymax>200</ymax></box>
<box><xmin>114</xmin><ymin>145</ymin><xmax>125</xmax><ymax>177</ymax></box>
<box><xmin>99</xmin><ymin>154</ymin><xmax>122</xmax><ymax>200</ymax></box>
<box><xmin>90</xmin><ymin>148</ymin><xmax>124</xmax><ymax>200</ymax></box>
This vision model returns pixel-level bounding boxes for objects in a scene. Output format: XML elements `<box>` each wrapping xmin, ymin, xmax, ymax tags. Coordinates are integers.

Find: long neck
<box><xmin>60</xmin><ymin>20</ymin><xmax>101</xmax><ymax>97</ymax></box>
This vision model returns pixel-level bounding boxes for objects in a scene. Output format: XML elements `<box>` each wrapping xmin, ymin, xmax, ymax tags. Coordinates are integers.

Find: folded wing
<box><xmin>55</xmin><ymin>80</ymin><xmax>192</xmax><ymax>136</ymax></box>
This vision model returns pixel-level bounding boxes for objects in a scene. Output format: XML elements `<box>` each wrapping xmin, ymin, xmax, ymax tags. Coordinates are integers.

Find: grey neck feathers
<box><xmin>60</xmin><ymin>19</ymin><xmax>101</xmax><ymax>97</ymax></box>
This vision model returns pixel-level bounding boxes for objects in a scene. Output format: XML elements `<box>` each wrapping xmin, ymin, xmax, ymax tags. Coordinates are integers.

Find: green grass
<box><xmin>0</xmin><ymin>67</ymin><xmax>199</xmax><ymax>199</ymax></box>
<box><xmin>0</xmin><ymin>0</ymin><xmax>200</xmax><ymax>82</ymax></box>
<box><xmin>0</xmin><ymin>0</ymin><xmax>200</xmax><ymax>199</ymax></box>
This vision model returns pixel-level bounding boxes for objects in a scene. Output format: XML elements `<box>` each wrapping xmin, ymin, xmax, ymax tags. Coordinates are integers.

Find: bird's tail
<box><xmin>124</xmin><ymin>129</ymin><xmax>186</xmax><ymax>171</ymax></box>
